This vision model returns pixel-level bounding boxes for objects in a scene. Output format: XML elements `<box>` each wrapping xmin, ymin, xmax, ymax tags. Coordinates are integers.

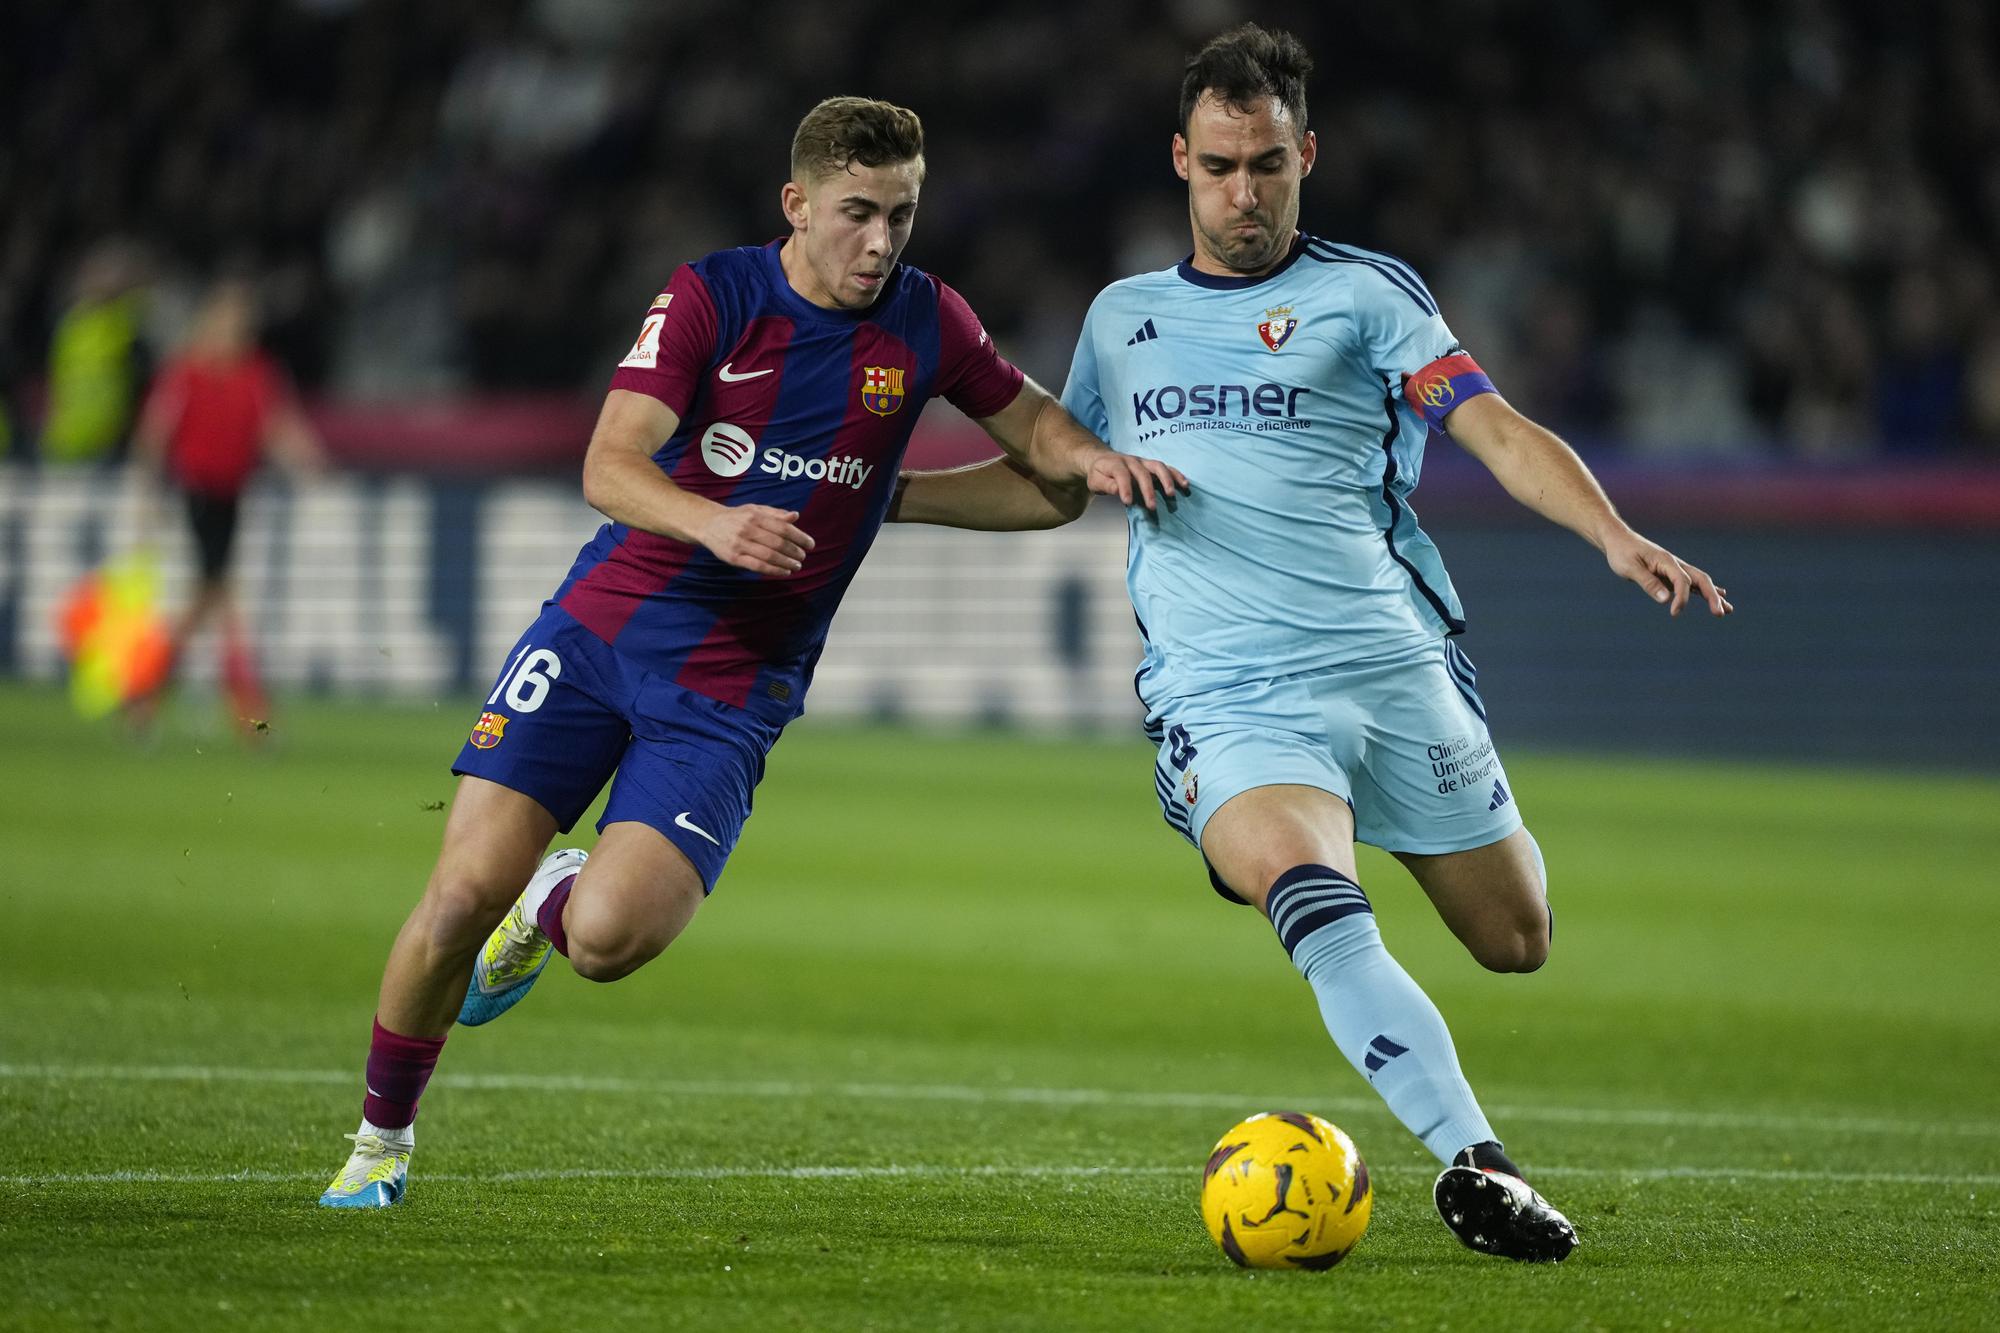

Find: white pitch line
<box><xmin>3</xmin><ymin>1164</ymin><xmax>1996</xmax><ymax>1188</ymax></box>
<box><xmin>2</xmin><ymin>1061</ymin><xmax>1996</xmax><ymax>1141</ymax></box>
<box><xmin>1538</xmin><ymin>1165</ymin><xmax>2000</xmax><ymax>1188</ymax></box>
<box><xmin>0</xmin><ymin>1165</ymin><xmax>1189</xmax><ymax>1188</ymax></box>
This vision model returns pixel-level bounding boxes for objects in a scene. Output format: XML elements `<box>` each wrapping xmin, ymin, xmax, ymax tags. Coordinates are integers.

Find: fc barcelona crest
<box><xmin>470</xmin><ymin>711</ymin><xmax>508</xmax><ymax>749</ymax></box>
<box><xmin>861</xmin><ymin>365</ymin><xmax>906</xmax><ymax>416</ymax></box>
<box><xmin>1257</xmin><ymin>305</ymin><xmax>1299</xmax><ymax>352</ymax></box>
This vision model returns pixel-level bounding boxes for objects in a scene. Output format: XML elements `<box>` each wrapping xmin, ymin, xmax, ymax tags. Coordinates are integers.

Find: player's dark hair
<box><xmin>1179</xmin><ymin>23</ymin><xmax>1313</xmax><ymax>140</ymax></box>
<box><xmin>791</xmin><ymin>97</ymin><xmax>926</xmax><ymax>184</ymax></box>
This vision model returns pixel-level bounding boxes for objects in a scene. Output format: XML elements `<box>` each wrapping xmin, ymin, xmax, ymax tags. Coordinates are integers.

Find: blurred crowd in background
<box><xmin>4</xmin><ymin>0</ymin><xmax>1999</xmax><ymax>465</ymax></box>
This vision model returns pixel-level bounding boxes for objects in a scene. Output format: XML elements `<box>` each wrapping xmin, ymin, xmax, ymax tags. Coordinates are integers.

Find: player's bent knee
<box><xmin>560</xmin><ymin>845</ymin><xmax>705</xmax><ymax>983</ymax></box>
<box><xmin>421</xmin><ymin>869</ymin><xmax>520</xmax><ymax>957</ymax></box>
<box><xmin>1514</xmin><ymin>925</ymin><xmax>1551</xmax><ymax>973</ymax></box>
<box><xmin>566</xmin><ymin>930</ymin><xmax>669</xmax><ymax>983</ymax></box>
<box><xmin>563</xmin><ymin>893</ymin><xmax>692</xmax><ymax>982</ymax></box>
<box><xmin>1472</xmin><ymin>917</ymin><xmax>1550</xmax><ymax>973</ymax></box>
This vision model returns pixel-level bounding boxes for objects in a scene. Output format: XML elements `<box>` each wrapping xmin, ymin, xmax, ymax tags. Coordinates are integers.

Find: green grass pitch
<box><xmin>3</xmin><ymin>682</ymin><xmax>1997</xmax><ymax>1330</ymax></box>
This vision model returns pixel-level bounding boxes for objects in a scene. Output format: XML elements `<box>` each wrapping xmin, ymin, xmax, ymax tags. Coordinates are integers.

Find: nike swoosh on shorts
<box><xmin>674</xmin><ymin>812</ymin><xmax>721</xmax><ymax>845</ymax></box>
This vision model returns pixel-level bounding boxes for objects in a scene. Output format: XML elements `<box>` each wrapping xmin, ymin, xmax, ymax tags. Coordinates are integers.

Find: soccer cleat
<box><xmin>457</xmin><ymin>847</ymin><xmax>587</xmax><ymax>1026</ymax></box>
<box><xmin>317</xmin><ymin>1131</ymin><xmax>411</xmax><ymax>1209</ymax></box>
<box><xmin>1434</xmin><ymin>1144</ymin><xmax>1579</xmax><ymax>1263</ymax></box>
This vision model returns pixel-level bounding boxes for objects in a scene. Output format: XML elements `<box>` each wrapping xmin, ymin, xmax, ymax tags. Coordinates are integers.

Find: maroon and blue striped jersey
<box><xmin>551</xmin><ymin>240</ymin><xmax>1025</xmax><ymax>724</ymax></box>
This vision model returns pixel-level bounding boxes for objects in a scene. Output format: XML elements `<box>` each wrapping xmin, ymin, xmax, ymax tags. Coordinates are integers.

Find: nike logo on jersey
<box><xmin>674</xmin><ymin>812</ymin><xmax>721</xmax><ymax>845</ymax></box>
<box><xmin>717</xmin><ymin>363</ymin><xmax>772</xmax><ymax>382</ymax></box>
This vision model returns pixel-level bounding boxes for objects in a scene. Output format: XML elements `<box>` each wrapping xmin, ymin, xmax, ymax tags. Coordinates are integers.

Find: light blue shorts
<box><xmin>1146</xmin><ymin>639</ymin><xmax>1523</xmax><ymax>865</ymax></box>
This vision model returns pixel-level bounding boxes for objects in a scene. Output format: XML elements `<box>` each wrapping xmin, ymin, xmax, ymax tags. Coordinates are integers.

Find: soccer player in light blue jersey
<box><xmin>901</xmin><ymin>25</ymin><xmax>1730</xmax><ymax>1262</ymax></box>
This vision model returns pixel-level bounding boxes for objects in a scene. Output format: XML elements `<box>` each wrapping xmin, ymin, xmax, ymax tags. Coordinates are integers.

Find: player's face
<box><xmin>1174</xmin><ymin>94</ymin><xmax>1316</xmax><ymax>277</ymax></box>
<box><xmin>780</xmin><ymin>159</ymin><xmax>922</xmax><ymax>310</ymax></box>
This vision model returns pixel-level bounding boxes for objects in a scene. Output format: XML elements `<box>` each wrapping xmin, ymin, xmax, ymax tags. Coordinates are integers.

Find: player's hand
<box><xmin>129</xmin><ymin>469</ymin><xmax>170</xmax><ymax>549</ymax></box>
<box><xmin>131</xmin><ymin>491</ymin><xmax>161</xmax><ymax>548</ymax></box>
<box><xmin>1603</xmin><ymin>528</ymin><xmax>1732</xmax><ymax>617</ymax></box>
<box><xmin>701</xmin><ymin>504</ymin><xmax>815</xmax><ymax>577</ymax></box>
<box><xmin>1085</xmin><ymin>451</ymin><xmax>1190</xmax><ymax>513</ymax></box>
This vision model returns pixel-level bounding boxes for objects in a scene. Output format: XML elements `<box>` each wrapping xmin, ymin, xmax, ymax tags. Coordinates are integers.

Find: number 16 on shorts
<box><xmin>469</xmin><ymin>644</ymin><xmax>562</xmax><ymax>750</ymax></box>
<box><xmin>488</xmin><ymin>645</ymin><xmax>563</xmax><ymax>713</ymax></box>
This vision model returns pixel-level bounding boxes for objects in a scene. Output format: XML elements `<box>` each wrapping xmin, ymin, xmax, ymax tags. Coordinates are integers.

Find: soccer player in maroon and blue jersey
<box><xmin>319</xmin><ymin>97</ymin><xmax>1186</xmax><ymax>1207</ymax></box>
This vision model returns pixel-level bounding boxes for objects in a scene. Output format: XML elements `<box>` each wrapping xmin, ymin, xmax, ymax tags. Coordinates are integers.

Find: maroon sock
<box><xmin>536</xmin><ymin>873</ymin><xmax>578</xmax><ymax>957</ymax></box>
<box><xmin>361</xmin><ymin>1017</ymin><xmax>446</xmax><ymax>1130</ymax></box>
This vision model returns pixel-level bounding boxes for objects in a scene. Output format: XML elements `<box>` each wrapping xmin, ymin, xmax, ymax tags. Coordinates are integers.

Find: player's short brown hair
<box><xmin>790</xmin><ymin>96</ymin><xmax>926</xmax><ymax>185</ymax></box>
<box><xmin>1180</xmin><ymin>23</ymin><xmax>1313</xmax><ymax>141</ymax></box>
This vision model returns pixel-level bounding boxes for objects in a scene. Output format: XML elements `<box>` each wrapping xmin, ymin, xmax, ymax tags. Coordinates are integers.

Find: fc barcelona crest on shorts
<box><xmin>861</xmin><ymin>365</ymin><xmax>906</xmax><ymax>416</ymax></box>
<box><xmin>1257</xmin><ymin>306</ymin><xmax>1299</xmax><ymax>352</ymax></box>
<box><xmin>470</xmin><ymin>711</ymin><xmax>508</xmax><ymax>749</ymax></box>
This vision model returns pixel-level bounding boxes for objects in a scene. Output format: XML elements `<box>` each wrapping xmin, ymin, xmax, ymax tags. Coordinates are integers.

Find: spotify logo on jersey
<box><xmin>699</xmin><ymin>422</ymin><xmax>757</xmax><ymax>477</ymax></box>
<box><xmin>696</xmin><ymin>421</ymin><xmax>875</xmax><ymax>490</ymax></box>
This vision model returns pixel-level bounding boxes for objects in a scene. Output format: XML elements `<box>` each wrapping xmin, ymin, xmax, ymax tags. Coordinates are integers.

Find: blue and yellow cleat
<box><xmin>457</xmin><ymin>847</ymin><xmax>588</xmax><ymax>1026</ymax></box>
<box><xmin>317</xmin><ymin>1131</ymin><xmax>411</xmax><ymax>1209</ymax></box>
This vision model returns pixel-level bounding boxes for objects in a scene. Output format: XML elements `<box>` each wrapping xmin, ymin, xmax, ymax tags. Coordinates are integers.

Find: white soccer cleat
<box><xmin>317</xmin><ymin>1130</ymin><xmax>412</xmax><ymax>1209</ymax></box>
<box><xmin>458</xmin><ymin>848</ymin><xmax>587</xmax><ymax>1026</ymax></box>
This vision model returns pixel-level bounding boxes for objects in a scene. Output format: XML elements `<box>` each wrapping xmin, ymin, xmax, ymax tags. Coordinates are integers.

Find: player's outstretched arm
<box><xmin>978</xmin><ymin>380</ymin><xmax>1189</xmax><ymax>517</ymax></box>
<box><xmin>266</xmin><ymin>397</ymin><xmax>330</xmax><ymax>476</ymax></box>
<box><xmin>1443</xmin><ymin>394</ymin><xmax>1733</xmax><ymax>617</ymax></box>
<box><xmin>581</xmin><ymin>389</ymin><xmax>814</xmax><ymax>577</ymax></box>
<box><xmin>891</xmin><ymin>381</ymin><xmax>1188</xmax><ymax>532</ymax></box>
<box><xmin>129</xmin><ymin>367</ymin><xmax>189</xmax><ymax>545</ymax></box>
<box><xmin>890</xmin><ymin>457</ymin><xmax>1087</xmax><ymax>530</ymax></box>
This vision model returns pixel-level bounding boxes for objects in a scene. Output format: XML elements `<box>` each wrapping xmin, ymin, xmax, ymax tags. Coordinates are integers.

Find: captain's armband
<box><xmin>1401</xmin><ymin>353</ymin><xmax>1496</xmax><ymax>429</ymax></box>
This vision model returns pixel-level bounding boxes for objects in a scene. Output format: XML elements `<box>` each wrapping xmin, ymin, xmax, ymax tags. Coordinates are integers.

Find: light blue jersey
<box><xmin>1062</xmin><ymin>232</ymin><xmax>1485</xmax><ymax>708</ymax></box>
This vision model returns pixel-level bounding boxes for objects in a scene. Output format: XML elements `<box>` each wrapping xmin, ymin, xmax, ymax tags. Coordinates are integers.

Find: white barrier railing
<box><xmin>1</xmin><ymin>470</ymin><xmax>1147</xmax><ymax>726</ymax></box>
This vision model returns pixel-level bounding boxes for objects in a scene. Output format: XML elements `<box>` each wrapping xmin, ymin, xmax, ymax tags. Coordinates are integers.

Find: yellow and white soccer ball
<box><xmin>1200</xmin><ymin>1111</ymin><xmax>1372</xmax><ymax>1269</ymax></box>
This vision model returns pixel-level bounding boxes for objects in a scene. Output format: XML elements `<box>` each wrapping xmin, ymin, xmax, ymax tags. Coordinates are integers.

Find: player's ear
<box><xmin>780</xmin><ymin>180</ymin><xmax>810</xmax><ymax>232</ymax></box>
<box><xmin>1172</xmin><ymin>133</ymin><xmax>1190</xmax><ymax>182</ymax></box>
<box><xmin>1299</xmin><ymin>129</ymin><xmax>1316</xmax><ymax>178</ymax></box>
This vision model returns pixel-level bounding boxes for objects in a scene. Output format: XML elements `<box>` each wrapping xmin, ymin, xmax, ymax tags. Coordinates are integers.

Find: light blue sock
<box><xmin>1266</xmin><ymin>864</ymin><xmax>1496</xmax><ymax>1164</ymax></box>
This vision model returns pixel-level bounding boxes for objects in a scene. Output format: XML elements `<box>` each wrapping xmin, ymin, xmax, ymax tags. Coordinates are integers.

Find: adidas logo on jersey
<box><xmin>699</xmin><ymin>422</ymin><xmax>873</xmax><ymax>489</ymax></box>
<box><xmin>1126</xmin><ymin>318</ymin><xmax>1159</xmax><ymax>346</ymax></box>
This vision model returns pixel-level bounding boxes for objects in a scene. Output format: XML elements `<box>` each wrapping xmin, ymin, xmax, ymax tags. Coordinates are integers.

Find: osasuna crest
<box><xmin>1257</xmin><ymin>305</ymin><xmax>1299</xmax><ymax>352</ymax></box>
<box><xmin>861</xmin><ymin>365</ymin><xmax>906</xmax><ymax>416</ymax></box>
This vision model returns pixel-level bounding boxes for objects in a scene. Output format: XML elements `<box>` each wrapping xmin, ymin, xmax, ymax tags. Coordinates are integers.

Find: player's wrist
<box><xmin>1585</xmin><ymin>512</ymin><xmax>1632</xmax><ymax>554</ymax></box>
<box><xmin>1072</xmin><ymin>441</ymin><xmax>1116</xmax><ymax>485</ymax></box>
<box><xmin>656</xmin><ymin>492</ymin><xmax>726</xmax><ymax>547</ymax></box>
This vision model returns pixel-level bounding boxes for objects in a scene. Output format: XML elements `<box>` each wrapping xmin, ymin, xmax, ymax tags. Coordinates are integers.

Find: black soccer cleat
<box><xmin>1434</xmin><ymin>1143</ymin><xmax>1579</xmax><ymax>1263</ymax></box>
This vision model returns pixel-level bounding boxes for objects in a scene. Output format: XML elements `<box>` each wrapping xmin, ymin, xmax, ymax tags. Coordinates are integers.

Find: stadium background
<box><xmin>4</xmin><ymin>0</ymin><xmax>1998</xmax><ymax>767</ymax></box>
<box><xmin>5</xmin><ymin>4</ymin><xmax>2000</xmax><ymax>1329</ymax></box>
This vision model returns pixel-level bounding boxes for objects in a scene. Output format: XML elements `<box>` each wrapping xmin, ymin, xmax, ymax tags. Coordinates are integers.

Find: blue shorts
<box><xmin>1148</xmin><ymin>639</ymin><xmax>1523</xmax><ymax>869</ymax></box>
<box><xmin>451</xmin><ymin>606</ymin><xmax>781</xmax><ymax>892</ymax></box>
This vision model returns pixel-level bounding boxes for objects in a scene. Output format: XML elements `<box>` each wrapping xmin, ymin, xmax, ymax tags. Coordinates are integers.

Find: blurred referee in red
<box><xmin>131</xmin><ymin>277</ymin><xmax>325</xmax><ymax>735</ymax></box>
